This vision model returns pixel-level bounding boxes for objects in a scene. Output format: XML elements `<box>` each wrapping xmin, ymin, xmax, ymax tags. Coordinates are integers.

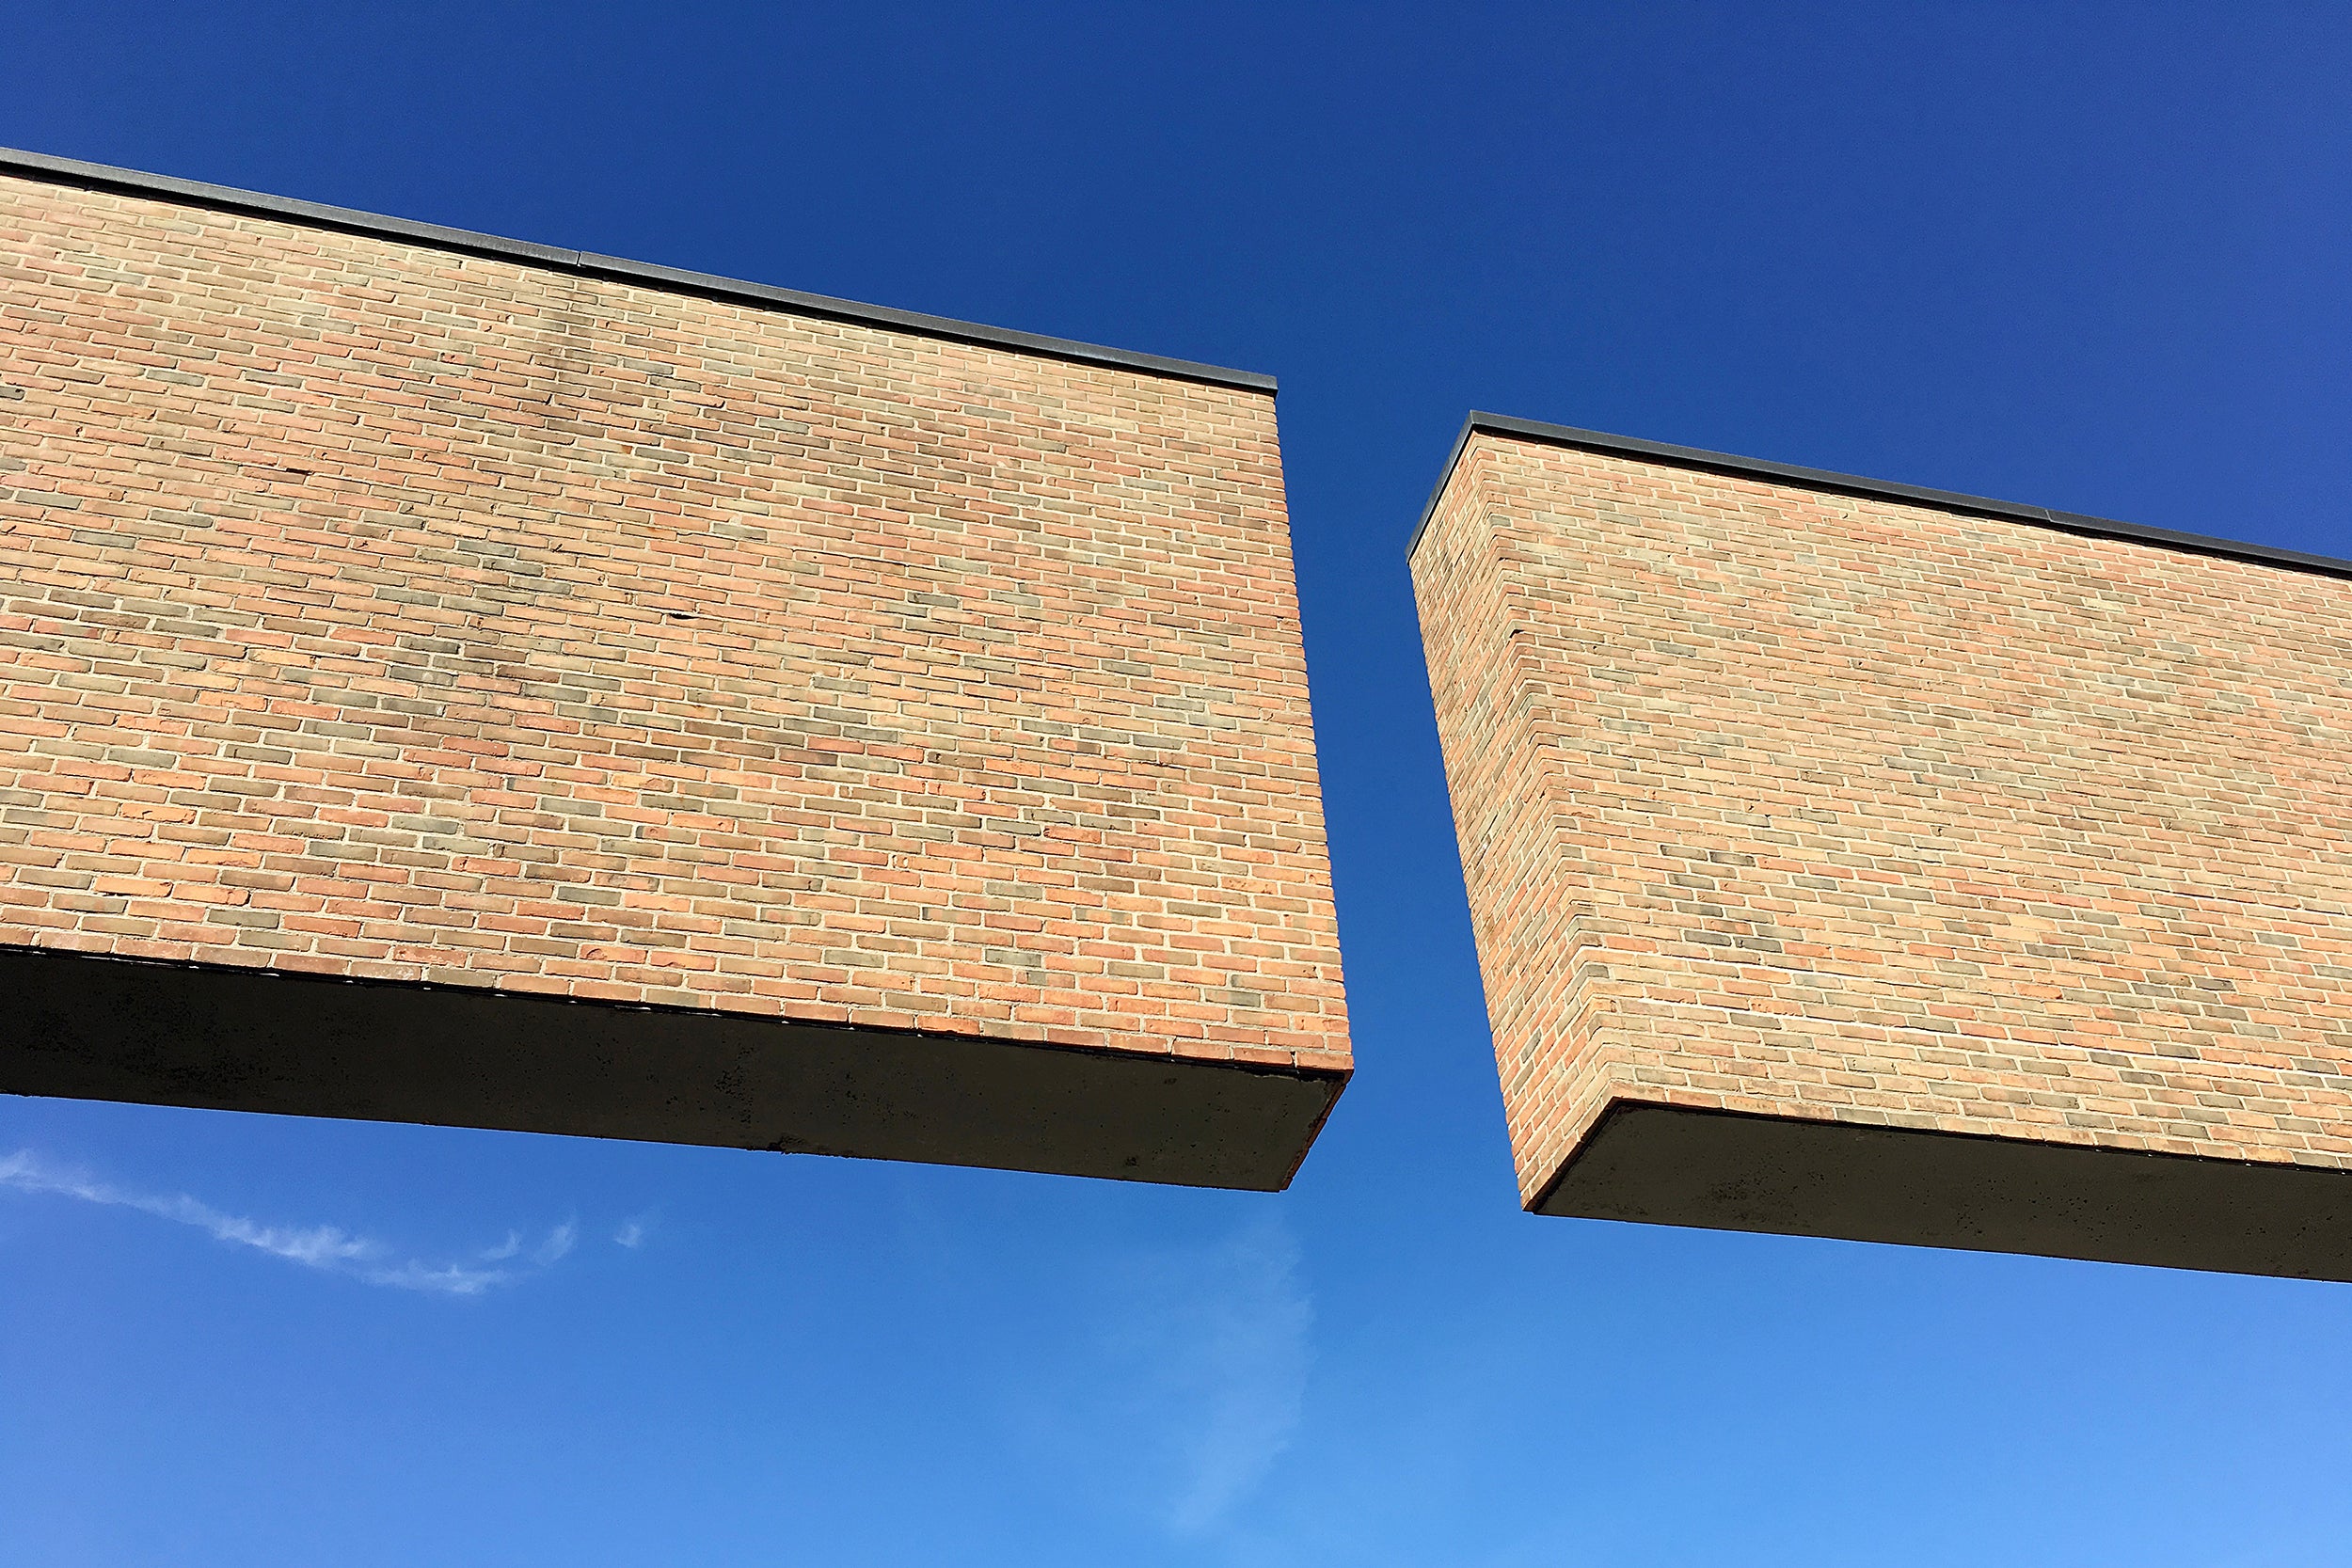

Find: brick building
<box><xmin>1414</xmin><ymin>414</ymin><xmax>2352</xmax><ymax>1277</ymax></box>
<box><xmin>0</xmin><ymin>150</ymin><xmax>1348</xmax><ymax>1187</ymax></box>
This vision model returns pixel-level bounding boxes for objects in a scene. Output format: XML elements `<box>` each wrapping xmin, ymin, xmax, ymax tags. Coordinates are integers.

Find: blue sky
<box><xmin>6</xmin><ymin>4</ymin><xmax>2352</xmax><ymax>1562</ymax></box>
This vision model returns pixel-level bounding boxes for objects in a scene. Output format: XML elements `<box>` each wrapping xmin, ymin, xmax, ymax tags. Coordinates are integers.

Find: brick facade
<box><xmin>0</xmin><ymin>157</ymin><xmax>1347</xmax><ymax>1184</ymax></box>
<box><xmin>1414</xmin><ymin>418</ymin><xmax>2352</xmax><ymax>1275</ymax></box>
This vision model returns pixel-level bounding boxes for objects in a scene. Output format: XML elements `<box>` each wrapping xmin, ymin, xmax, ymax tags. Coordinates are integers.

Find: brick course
<box><xmin>1414</xmin><ymin>420</ymin><xmax>2352</xmax><ymax>1270</ymax></box>
<box><xmin>0</xmin><ymin>162</ymin><xmax>1347</xmax><ymax>1180</ymax></box>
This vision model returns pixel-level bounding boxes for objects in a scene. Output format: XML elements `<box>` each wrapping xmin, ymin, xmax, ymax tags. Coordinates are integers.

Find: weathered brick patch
<box><xmin>1413</xmin><ymin>416</ymin><xmax>2352</xmax><ymax>1273</ymax></box>
<box><xmin>0</xmin><ymin>153</ymin><xmax>1347</xmax><ymax>1184</ymax></box>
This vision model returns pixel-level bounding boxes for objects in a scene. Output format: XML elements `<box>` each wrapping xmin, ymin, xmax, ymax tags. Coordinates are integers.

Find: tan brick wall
<box><xmin>1415</xmin><ymin>431</ymin><xmax>2351</xmax><ymax>1206</ymax></box>
<box><xmin>0</xmin><ymin>171</ymin><xmax>1348</xmax><ymax>1080</ymax></box>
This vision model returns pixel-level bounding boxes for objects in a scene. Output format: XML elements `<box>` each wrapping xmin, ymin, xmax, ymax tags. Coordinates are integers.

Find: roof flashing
<box><xmin>1</xmin><ymin>146</ymin><xmax>1277</xmax><ymax>395</ymax></box>
<box><xmin>1408</xmin><ymin>411</ymin><xmax>2351</xmax><ymax>581</ymax></box>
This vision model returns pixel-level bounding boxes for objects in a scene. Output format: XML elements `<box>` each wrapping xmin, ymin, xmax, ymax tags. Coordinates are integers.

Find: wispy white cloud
<box><xmin>1011</xmin><ymin>1215</ymin><xmax>1314</xmax><ymax>1535</ymax></box>
<box><xmin>0</xmin><ymin>1149</ymin><xmax>573</xmax><ymax>1297</ymax></box>
<box><xmin>1149</xmin><ymin>1218</ymin><xmax>1314</xmax><ymax>1532</ymax></box>
<box><xmin>613</xmin><ymin>1214</ymin><xmax>653</xmax><ymax>1249</ymax></box>
<box><xmin>533</xmin><ymin>1220</ymin><xmax>577</xmax><ymax>1266</ymax></box>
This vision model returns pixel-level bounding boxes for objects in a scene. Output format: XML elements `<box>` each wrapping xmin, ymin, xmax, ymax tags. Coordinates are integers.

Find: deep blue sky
<box><xmin>7</xmin><ymin>5</ymin><xmax>2352</xmax><ymax>1563</ymax></box>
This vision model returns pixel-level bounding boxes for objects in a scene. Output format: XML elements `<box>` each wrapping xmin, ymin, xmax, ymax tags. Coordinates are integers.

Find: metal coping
<box><xmin>1407</xmin><ymin>411</ymin><xmax>2352</xmax><ymax>581</ymax></box>
<box><xmin>0</xmin><ymin>145</ymin><xmax>1277</xmax><ymax>396</ymax></box>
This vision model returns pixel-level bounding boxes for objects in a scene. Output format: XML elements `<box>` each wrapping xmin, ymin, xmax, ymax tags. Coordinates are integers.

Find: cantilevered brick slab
<box><xmin>1412</xmin><ymin>414</ymin><xmax>2352</xmax><ymax>1275</ymax></box>
<box><xmin>0</xmin><ymin>150</ymin><xmax>1347</xmax><ymax>1187</ymax></box>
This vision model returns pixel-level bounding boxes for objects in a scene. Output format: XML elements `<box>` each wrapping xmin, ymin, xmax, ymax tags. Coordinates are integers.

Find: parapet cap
<box><xmin>0</xmin><ymin>145</ymin><xmax>1277</xmax><ymax>396</ymax></box>
<box><xmin>1409</xmin><ymin>411</ymin><xmax>2352</xmax><ymax>581</ymax></box>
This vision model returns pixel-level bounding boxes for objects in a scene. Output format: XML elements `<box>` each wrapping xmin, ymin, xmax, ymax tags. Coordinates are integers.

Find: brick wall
<box><xmin>0</xmin><ymin>163</ymin><xmax>1347</xmax><ymax>1180</ymax></box>
<box><xmin>1413</xmin><ymin>422</ymin><xmax>2352</xmax><ymax>1267</ymax></box>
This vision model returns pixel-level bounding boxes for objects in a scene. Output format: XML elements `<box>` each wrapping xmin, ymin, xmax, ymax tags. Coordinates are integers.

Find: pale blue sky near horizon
<box><xmin>5</xmin><ymin>4</ymin><xmax>2352</xmax><ymax>1564</ymax></box>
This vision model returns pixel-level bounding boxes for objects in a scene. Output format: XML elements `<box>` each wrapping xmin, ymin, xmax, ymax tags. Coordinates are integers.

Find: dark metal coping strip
<box><xmin>0</xmin><ymin>146</ymin><xmax>1277</xmax><ymax>396</ymax></box>
<box><xmin>1407</xmin><ymin>411</ymin><xmax>2352</xmax><ymax>581</ymax></box>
